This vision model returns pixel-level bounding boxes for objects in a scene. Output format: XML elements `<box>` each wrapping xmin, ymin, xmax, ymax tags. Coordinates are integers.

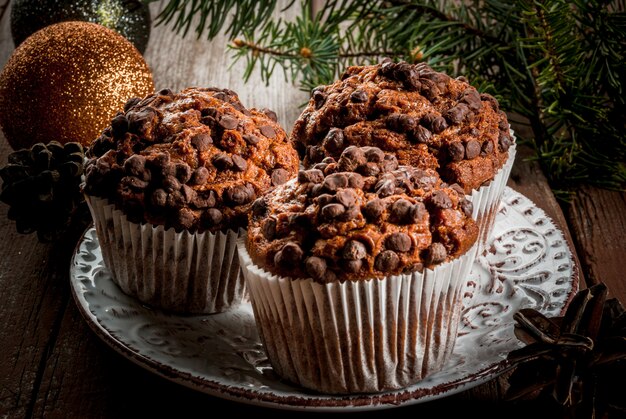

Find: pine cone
<box><xmin>0</xmin><ymin>141</ymin><xmax>89</xmax><ymax>242</ymax></box>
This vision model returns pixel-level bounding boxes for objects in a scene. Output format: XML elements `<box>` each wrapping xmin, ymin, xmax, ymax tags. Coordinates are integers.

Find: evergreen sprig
<box><xmin>148</xmin><ymin>0</ymin><xmax>626</xmax><ymax>195</ymax></box>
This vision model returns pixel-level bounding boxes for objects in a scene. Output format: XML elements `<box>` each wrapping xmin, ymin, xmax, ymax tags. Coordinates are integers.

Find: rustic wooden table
<box><xmin>1</xmin><ymin>2</ymin><xmax>625</xmax><ymax>418</ymax></box>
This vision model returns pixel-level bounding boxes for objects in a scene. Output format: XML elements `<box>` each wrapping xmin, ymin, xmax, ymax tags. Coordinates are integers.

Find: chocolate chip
<box><xmin>338</xmin><ymin>146</ymin><xmax>367</xmax><ymax>172</ymax></box>
<box><xmin>191</xmin><ymin>132</ymin><xmax>213</xmax><ymax>151</ymax></box>
<box><xmin>128</xmin><ymin>107</ymin><xmax>158</xmax><ymax>136</ymax></box>
<box><xmin>124</xmin><ymin>155</ymin><xmax>146</xmax><ymax>177</ymax></box>
<box><xmin>381</xmin><ymin>155</ymin><xmax>398</xmax><ymax>172</ymax></box>
<box><xmin>465</xmin><ymin>139</ymin><xmax>481</xmax><ymax>160</ymax></box>
<box><xmin>305</xmin><ymin>256</ymin><xmax>327</xmax><ymax>280</ymax></box>
<box><xmin>461</xmin><ymin>88</ymin><xmax>482</xmax><ymax>111</ymax></box>
<box><xmin>310</xmin><ymin>183</ymin><xmax>323</xmax><ymax>197</ymax></box>
<box><xmin>498</xmin><ymin>112</ymin><xmax>509</xmax><ymax>131</ymax></box>
<box><xmin>262</xmin><ymin>108</ymin><xmax>278</xmax><ymax>121</ymax></box>
<box><xmin>307</xmin><ymin>145</ymin><xmax>326</xmax><ymax>164</ymax></box>
<box><xmin>480</xmin><ymin>93</ymin><xmax>500</xmax><ymax>111</ymax></box>
<box><xmin>271</xmin><ymin>168</ymin><xmax>290</xmax><ymax>186</ymax></box>
<box><xmin>219</xmin><ymin>115</ymin><xmax>239</xmax><ymax>130</ymax></box>
<box><xmin>321</xmin><ymin>203</ymin><xmax>345</xmax><ymax>220</ymax></box>
<box><xmin>224</xmin><ymin>183</ymin><xmax>255</xmax><ymax>205</ymax></box>
<box><xmin>412</xmin><ymin>125</ymin><xmax>432</xmax><ymax>144</ymax></box>
<box><xmin>322</xmin><ymin>128</ymin><xmax>344</xmax><ymax>153</ymax></box>
<box><xmin>261</xmin><ymin>218</ymin><xmax>277</xmax><ymax>240</ymax></box>
<box><xmin>203</xmin><ymin>208</ymin><xmax>223</xmax><ymax>226</ymax></box>
<box><xmin>316</xmin><ymin>194</ymin><xmax>334</xmax><ymax>207</ymax></box>
<box><xmin>151</xmin><ymin>189</ymin><xmax>167</xmax><ymax>207</ymax></box>
<box><xmin>163</xmin><ymin>175</ymin><xmax>181</xmax><ymax>193</ymax></box>
<box><xmin>243</xmin><ymin>134</ymin><xmax>260</xmax><ymax>145</ymax></box>
<box><xmin>298</xmin><ymin>169</ymin><xmax>324</xmax><ymax>184</ymax></box>
<box><xmin>379</xmin><ymin>61</ymin><xmax>421</xmax><ymax>90</ymax></box>
<box><xmin>190</xmin><ymin>167</ymin><xmax>210</xmax><ymax>185</ymax></box>
<box><xmin>387</xmin><ymin>113</ymin><xmax>416</xmax><ymax>133</ymax></box>
<box><xmin>180</xmin><ymin>184</ymin><xmax>196</xmax><ymax>203</ymax></box>
<box><xmin>121</xmin><ymin>176</ymin><xmax>148</xmax><ymax>190</ymax></box>
<box><xmin>335</xmin><ymin>189</ymin><xmax>358</xmax><ymax>207</ymax></box>
<box><xmin>311</xmin><ymin>86</ymin><xmax>326</xmax><ymax>109</ymax></box>
<box><xmin>289</xmin><ymin>213</ymin><xmax>311</xmax><ymax>228</ymax></box>
<box><xmin>375</xmin><ymin>250</ymin><xmax>400</xmax><ymax>272</ymax></box>
<box><xmin>192</xmin><ymin>189</ymin><xmax>216</xmax><ymax>208</ymax></box>
<box><xmin>425</xmin><ymin>242</ymin><xmax>447</xmax><ymax>264</ymax></box>
<box><xmin>499</xmin><ymin>131</ymin><xmax>512</xmax><ymax>151</ymax></box>
<box><xmin>448</xmin><ymin>142</ymin><xmax>465</xmax><ymax>162</ymax></box>
<box><xmin>343</xmin><ymin>259</ymin><xmax>363</xmax><ymax>273</ymax></box>
<box><xmin>124</xmin><ymin>97</ymin><xmax>141</xmax><ymax>112</ymax></box>
<box><xmin>157</xmin><ymin>88</ymin><xmax>173</xmax><ymax>97</ymax></box>
<box><xmin>363</xmin><ymin>199</ymin><xmax>385</xmax><ymax>221</ymax></box>
<box><xmin>390</xmin><ymin>199</ymin><xmax>411</xmax><ymax>223</ymax></box>
<box><xmin>347</xmin><ymin>173</ymin><xmax>365</xmax><ymax>189</ymax></box>
<box><xmin>322</xmin><ymin>173</ymin><xmax>348</xmax><ymax>192</ymax></box>
<box><xmin>429</xmin><ymin>190</ymin><xmax>452</xmax><ymax>209</ymax></box>
<box><xmin>232</xmin><ymin>155</ymin><xmax>248</xmax><ymax>172</ymax></box>
<box><xmin>408</xmin><ymin>202</ymin><xmax>426</xmax><ymax>223</ymax></box>
<box><xmin>111</xmin><ymin>113</ymin><xmax>129</xmax><ymax>137</ymax></box>
<box><xmin>359</xmin><ymin>162</ymin><xmax>381</xmax><ymax>177</ymax></box>
<box><xmin>259</xmin><ymin>125</ymin><xmax>276</xmax><ymax>139</ymax></box>
<box><xmin>201</xmin><ymin>107</ymin><xmax>219</xmax><ymax>118</ymax></box>
<box><xmin>419</xmin><ymin>78</ymin><xmax>441</xmax><ymax>101</ymax></box>
<box><xmin>274</xmin><ymin>243</ymin><xmax>303</xmax><ymax>269</ymax></box>
<box><xmin>174</xmin><ymin>208</ymin><xmax>196</xmax><ymax>229</ymax></box>
<box><xmin>375</xmin><ymin>179</ymin><xmax>395</xmax><ymax>197</ymax></box>
<box><xmin>339</xmin><ymin>204</ymin><xmax>361</xmax><ymax>221</ymax></box>
<box><xmin>481</xmin><ymin>140</ymin><xmax>494</xmax><ymax>156</ymax></box>
<box><xmin>385</xmin><ymin>232</ymin><xmax>412</xmax><ymax>252</ymax></box>
<box><xmin>461</xmin><ymin>199</ymin><xmax>473</xmax><ymax>217</ymax></box>
<box><xmin>450</xmin><ymin>183</ymin><xmax>465</xmax><ymax>195</ymax></box>
<box><xmin>431</xmin><ymin>116</ymin><xmax>448</xmax><ymax>134</ymax></box>
<box><xmin>364</xmin><ymin>147</ymin><xmax>385</xmax><ymax>163</ymax></box>
<box><xmin>213</xmin><ymin>154</ymin><xmax>233</xmax><ymax>170</ymax></box>
<box><xmin>342</xmin><ymin>240</ymin><xmax>367</xmax><ymax>260</ymax></box>
<box><xmin>444</xmin><ymin>103</ymin><xmax>470</xmax><ymax>125</ymax></box>
<box><xmin>251</xmin><ymin>198</ymin><xmax>268</xmax><ymax>216</ymax></box>
<box><xmin>350</xmin><ymin>89</ymin><xmax>368</xmax><ymax>103</ymax></box>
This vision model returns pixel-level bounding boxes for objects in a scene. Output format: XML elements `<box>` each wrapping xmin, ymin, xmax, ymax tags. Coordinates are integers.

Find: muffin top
<box><xmin>84</xmin><ymin>87</ymin><xmax>300</xmax><ymax>232</ymax></box>
<box><xmin>246</xmin><ymin>146</ymin><xmax>478</xmax><ymax>283</ymax></box>
<box><xmin>291</xmin><ymin>60</ymin><xmax>514</xmax><ymax>193</ymax></box>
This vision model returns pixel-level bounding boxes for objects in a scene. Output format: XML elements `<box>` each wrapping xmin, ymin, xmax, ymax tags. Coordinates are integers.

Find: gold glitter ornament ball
<box><xmin>0</xmin><ymin>21</ymin><xmax>154</xmax><ymax>150</ymax></box>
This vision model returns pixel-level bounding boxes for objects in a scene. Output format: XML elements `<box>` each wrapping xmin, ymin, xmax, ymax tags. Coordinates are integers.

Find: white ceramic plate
<box><xmin>70</xmin><ymin>187</ymin><xmax>578</xmax><ymax>411</ymax></box>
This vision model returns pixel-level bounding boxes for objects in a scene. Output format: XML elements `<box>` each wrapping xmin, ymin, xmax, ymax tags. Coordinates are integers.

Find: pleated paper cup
<box><xmin>467</xmin><ymin>135</ymin><xmax>517</xmax><ymax>250</ymax></box>
<box><xmin>86</xmin><ymin>195</ymin><xmax>246</xmax><ymax>314</ymax></box>
<box><xmin>237</xmin><ymin>239</ymin><xmax>478</xmax><ymax>394</ymax></box>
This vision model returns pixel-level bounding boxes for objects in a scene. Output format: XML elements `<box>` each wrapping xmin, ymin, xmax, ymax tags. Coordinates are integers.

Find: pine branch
<box><xmin>155</xmin><ymin>0</ymin><xmax>626</xmax><ymax>194</ymax></box>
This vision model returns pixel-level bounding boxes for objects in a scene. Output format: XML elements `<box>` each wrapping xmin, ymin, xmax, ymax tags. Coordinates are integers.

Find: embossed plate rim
<box><xmin>69</xmin><ymin>187</ymin><xmax>579</xmax><ymax>411</ymax></box>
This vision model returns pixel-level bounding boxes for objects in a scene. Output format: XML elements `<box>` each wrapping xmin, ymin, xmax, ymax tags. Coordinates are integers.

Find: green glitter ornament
<box><xmin>10</xmin><ymin>0</ymin><xmax>151</xmax><ymax>54</ymax></box>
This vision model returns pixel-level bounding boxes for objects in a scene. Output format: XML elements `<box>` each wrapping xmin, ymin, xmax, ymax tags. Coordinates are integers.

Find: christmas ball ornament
<box><xmin>0</xmin><ymin>21</ymin><xmax>154</xmax><ymax>150</ymax></box>
<box><xmin>10</xmin><ymin>0</ymin><xmax>151</xmax><ymax>54</ymax></box>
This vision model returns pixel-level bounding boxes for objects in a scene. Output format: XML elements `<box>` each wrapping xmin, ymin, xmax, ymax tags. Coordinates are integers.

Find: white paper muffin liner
<box><xmin>467</xmin><ymin>137</ymin><xmax>517</xmax><ymax>251</ymax></box>
<box><xmin>86</xmin><ymin>195</ymin><xmax>246</xmax><ymax>314</ymax></box>
<box><xmin>237</xmin><ymin>239</ymin><xmax>478</xmax><ymax>394</ymax></box>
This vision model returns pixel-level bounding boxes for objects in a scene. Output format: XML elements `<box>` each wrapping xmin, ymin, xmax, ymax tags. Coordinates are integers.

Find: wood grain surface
<box><xmin>0</xmin><ymin>1</ymin><xmax>623</xmax><ymax>418</ymax></box>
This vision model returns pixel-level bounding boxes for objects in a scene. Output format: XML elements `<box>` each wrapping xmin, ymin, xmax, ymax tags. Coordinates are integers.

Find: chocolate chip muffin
<box><xmin>246</xmin><ymin>145</ymin><xmax>477</xmax><ymax>282</ymax></box>
<box><xmin>83</xmin><ymin>87</ymin><xmax>299</xmax><ymax>314</ymax></box>
<box><xmin>291</xmin><ymin>60</ymin><xmax>516</xmax><ymax>248</ymax></box>
<box><xmin>85</xmin><ymin>86</ymin><xmax>299</xmax><ymax>232</ymax></box>
<box><xmin>292</xmin><ymin>60</ymin><xmax>512</xmax><ymax>192</ymax></box>
<box><xmin>238</xmin><ymin>146</ymin><xmax>479</xmax><ymax>394</ymax></box>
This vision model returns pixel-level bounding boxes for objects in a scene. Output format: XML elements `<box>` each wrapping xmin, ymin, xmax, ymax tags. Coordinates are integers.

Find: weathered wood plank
<box><xmin>0</xmin><ymin>2</ymin><xmax>80</xmax><ymax>417</ymax></box>
<box><xmin>568</xmin><ymin>186</ymin><xmax>626</xmax><ymax>297</ymax></box>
